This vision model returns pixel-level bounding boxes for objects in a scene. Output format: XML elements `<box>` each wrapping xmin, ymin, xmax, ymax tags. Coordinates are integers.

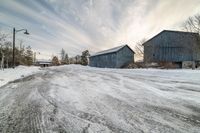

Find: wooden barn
<box><xmin>143</xmin><ymin>30</ymin><xmax>200</xmax><ymax>68</ymax></box>
<box><xmin>89</xmin><ymin>45</ymin><xmax>135</xmax><ymax>68</ymax></box>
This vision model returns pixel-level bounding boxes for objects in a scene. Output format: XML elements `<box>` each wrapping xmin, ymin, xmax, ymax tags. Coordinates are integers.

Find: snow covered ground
<box><xmin>0</xmin><ymin>65</ymin><xmax>200</xmax><ymax>133</ymax></box>
<box><xmin>0</xmin><ymin>66</ymin><xmax>41</xmax><ymax>87</ymax></box>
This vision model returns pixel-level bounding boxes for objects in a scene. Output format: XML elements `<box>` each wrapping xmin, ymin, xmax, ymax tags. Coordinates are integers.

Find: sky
<box><xmin>0</xmin><ymin>0</ymin><xmax>200</xmax><ymax>59</ymax></box>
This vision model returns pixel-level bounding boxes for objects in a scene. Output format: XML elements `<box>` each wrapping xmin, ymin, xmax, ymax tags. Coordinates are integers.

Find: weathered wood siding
<box><xmin>89</xmin><ymin>53</ymin><xmax>117</xmax><ymax>68</ymax></box>
<box><xmin>193</xmin><ymin>36</ymin><xmax>200</xmax><ymax>61</ymax></box>
<box><xmin>144</xmin><ymin>31</ymin><xmax>200</xmax><ymax>63</ymax></box>
<box><xmin>89</xmin><ymin>45</ymin><xmax>134</xmax><ymax>68</ymax></box>
<box><xmin>116</xmin><ymin>46</ymin><xmax>134</xmax><ymax>68</ymax></box>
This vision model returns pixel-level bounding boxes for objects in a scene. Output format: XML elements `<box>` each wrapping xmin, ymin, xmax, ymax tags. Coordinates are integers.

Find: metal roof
<box><xmin>90</xmin><ymin>44</ymin><xmax>134</xmax><ymax>57</ymax></box>
<box><xmin>143</xmin><ymin>30</ymin><xmax>199</xmax><ymax>46</ymax></box>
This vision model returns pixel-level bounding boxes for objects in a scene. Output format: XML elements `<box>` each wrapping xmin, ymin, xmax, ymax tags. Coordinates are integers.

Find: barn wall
<box><xmin>144</xmin><ymin>31</ymin><xmax>200</xmax><ymax>63</ymax></box>
<box><xmin>144</xmin><ymin>44</ymin><xmax>154</xmax><ymax>63</ymax></box>
<box><xmin>116</xmin><ymin>46</ymin><xmax>134</xmax><ymax>68</ymax></box>
<box><xmin>193</xmin><ymin>36</ymin><xmax>200</xmax><ymax>61</ymax></box>
<box><xmin>89</xmin><ymin>53</ymin><xmax>117</xmax><ymax>68</ymax></box>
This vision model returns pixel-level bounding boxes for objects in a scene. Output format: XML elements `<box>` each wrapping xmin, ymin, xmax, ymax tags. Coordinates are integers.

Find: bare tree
<box><xmin>4</xmin><ymin>41</ymin><xmax>12</xmax><ymax>68</ymax></box>
<box><xmin>182</xmin><ymin>13</ymin><xmax>200</xmax><ymax>64</ymax></box>
<box><xmin>0</xmin><ymin>50</ymin><xmax>4</xmax><ymax>70</ymax></box>
<box><xmin>182</xmin><ymin>13</ymin><xmax>200</xmax><ymax>33</ymax></box>
<box><xmin>0</xmin><ymin>32</ymin><xmax>7</xmax><ymax>70</ymax></box>
<box><xmin>52</xmin><ymin>56</ymin><xmax>60</xmax><ymax>66</ymax></box>
<box><xmin>134</xmin><ymin>38</ymin><xmax>146</xmax><ymax>59</ymax></box>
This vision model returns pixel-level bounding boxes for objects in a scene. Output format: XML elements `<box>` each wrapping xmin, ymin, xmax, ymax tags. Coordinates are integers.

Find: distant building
<box><xmin>35</xmin><ymin>59</ymin><xmax>52</xmax><ymax>67</ymax></box>
<box><xmin>89</xmin><ymin>45</ymin><xmax>135</xmax><ymax>68</ymax></box>
<box><xmin>143</xmin><ymin>30</ymin><xmax>200</xmax><ymax>68</ymax></box>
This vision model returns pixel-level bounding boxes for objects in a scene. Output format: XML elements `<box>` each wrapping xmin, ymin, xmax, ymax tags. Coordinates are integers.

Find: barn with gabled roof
<box><xmin>143</xmin><ymin>30</ymin><xmax>200</xmax><ymax>68</ymax></box>
<box><xmin>89</xmin><ymin>45</ymin><xmax>135</xmax><ymax>68</ymax></box>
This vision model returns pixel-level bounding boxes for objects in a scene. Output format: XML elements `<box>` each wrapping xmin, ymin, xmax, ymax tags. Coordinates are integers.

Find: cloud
<box><xmin>0</xmin><ymin>0</ymin><xmax>200</xmax><ymax>59</ymax></box>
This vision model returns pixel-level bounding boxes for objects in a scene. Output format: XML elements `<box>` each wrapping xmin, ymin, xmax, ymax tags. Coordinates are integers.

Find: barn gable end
<box><xmin>89</xmin><ymin>45</ymin><xmax>135</xmax><ymax>68</ymax></box>
<box><xmin>143</xmin><ymin>30</ymin><xmax>200</xmax><ymax>65</ymax></box>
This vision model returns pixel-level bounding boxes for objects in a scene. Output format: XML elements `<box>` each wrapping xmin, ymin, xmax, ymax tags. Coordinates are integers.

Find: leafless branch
<box><xmin>182</xmin><ymin>13</ymin><xmax>200</xmax><ymax>34</ymax></box>
<box><xmin>134</xmin><ymin>38</ymin><xmax>146</xmax><ymax>58</ymax></box>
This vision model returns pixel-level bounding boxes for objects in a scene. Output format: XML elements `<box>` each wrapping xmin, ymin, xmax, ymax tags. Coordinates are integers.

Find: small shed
<box><xmin>35</xmin><ymin>59</ymin><xmax>52</xmax><ymax>67</ymax></box>
<box><xmin>89</xmin><ymin>45</ymin><xmax>135</xmax><ymax>68</ymax></box>
<box><xmin>143</xmin><ymin>30</ymin><xmax>200</xmax><ymax>68</ymax></box>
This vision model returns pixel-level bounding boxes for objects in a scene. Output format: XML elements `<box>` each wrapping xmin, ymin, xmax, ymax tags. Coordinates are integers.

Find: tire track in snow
<box><xmin>1</xmin><ymin>66</ymin><xmax>200</xmax><ymax>133</ymax></box>
<box><xmin>0</xmin><ymin>73</ymin><xmax>47</xmax><ymax>133</ymax></box>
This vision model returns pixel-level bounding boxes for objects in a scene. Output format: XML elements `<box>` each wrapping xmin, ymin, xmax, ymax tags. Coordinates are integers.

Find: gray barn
<box><xmin>89</xmin><ymin>45</ymin><xmax>135</xmax><ymax>68</ymax></box>
<box><xmin>143</xmin><ymin>30</ymin><xmax>200</xmax><ymax>68</ymax></box>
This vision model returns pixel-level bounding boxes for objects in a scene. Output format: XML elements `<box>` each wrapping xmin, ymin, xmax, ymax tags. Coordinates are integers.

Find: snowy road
<box><xmin>0</xmin><ymin>65</ymin><xmax>200</xmax><ymax>133</ymax></box>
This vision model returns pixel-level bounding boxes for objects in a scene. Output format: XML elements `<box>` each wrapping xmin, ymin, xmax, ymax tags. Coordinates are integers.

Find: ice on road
<box><xmin>0</xmin><ymin>65</ymin><xmax>200</xmax><ymax>133</ymax></box>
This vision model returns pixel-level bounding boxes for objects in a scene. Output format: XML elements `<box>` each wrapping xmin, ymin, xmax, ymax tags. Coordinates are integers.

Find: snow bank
<box><xmin>0</xmin><ymin>66</ymin><xmax>41</xmax><ymax>87</ymax></box>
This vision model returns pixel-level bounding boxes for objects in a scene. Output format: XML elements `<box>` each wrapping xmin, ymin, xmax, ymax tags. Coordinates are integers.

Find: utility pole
<box><xmin>12</xmin><ymin>28</ymin><xmax>29</xmax><ymax>68</ymax></box>
<box><xmin>13</xmin><ymin>28</ymin><xmax>15</xmax><ymax>68</ymax></box>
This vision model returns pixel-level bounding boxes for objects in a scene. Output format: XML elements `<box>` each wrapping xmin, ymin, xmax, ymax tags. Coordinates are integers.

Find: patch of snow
<box><xmin>0</xmin><ymin>65</ymin><xmax>41</xmax><ymax>87</ymax></box>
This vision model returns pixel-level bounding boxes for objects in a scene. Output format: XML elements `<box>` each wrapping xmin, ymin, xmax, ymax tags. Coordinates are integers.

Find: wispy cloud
<box><xmin>0</xmin><ymin>0</ymin><xmax>200</xmax><ymax>59</ymax></box>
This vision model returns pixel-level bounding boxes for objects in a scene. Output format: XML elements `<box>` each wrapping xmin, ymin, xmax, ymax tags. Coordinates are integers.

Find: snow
<box><xmin>47</xmin><ymin>65</ymin><xmax>200</xmax><ymax>132</ymax></box>
<box><xmin>0</xmin><ymin>65</ymin><xmax>200</xmax><ymax>132</ymax></box>
<box><xmin>0</xmin><ymin>65</ymin><xmax>41</xmax><ymax>87</ymax></box>
<box><xmin>90</xmin><ymin>44</ymin><xmax>126</xmax><ymax>57</ymax></box>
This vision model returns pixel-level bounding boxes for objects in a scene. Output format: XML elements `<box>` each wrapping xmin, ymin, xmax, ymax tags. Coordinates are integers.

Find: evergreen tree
<box><xmin>81</xmin><ymin>50</ymin><xmax>90</xmax><ymax>65</ymax></box>
<box><xmin>64</xmin><ymin>53</ymin><xmax>69</xmax><ymax>64</ymax></box>
<box><xmin>60</xmin><ymin>48</ymin><xmax>65</xmax><ymax>62</ymax></box>
<box><xmin>24</xmin><ymin>46</ymin><xmax>33</xmax><ymax>66</ymax></box>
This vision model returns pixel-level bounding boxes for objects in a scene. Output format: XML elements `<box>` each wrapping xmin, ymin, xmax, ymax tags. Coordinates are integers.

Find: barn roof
<box><xmin>90</xmin><ymin>45</ymin><xmax>135</xmax><ymax>57</ymax></box>
<box><xmin>143</xmin><ymin>30</ymin><xmax>199</xmax><ymax>46</ymax></box>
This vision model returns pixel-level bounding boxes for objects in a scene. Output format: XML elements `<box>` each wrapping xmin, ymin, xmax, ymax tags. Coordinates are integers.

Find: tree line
<box><xmin>51</xmin><ymin>49</ymin><xmax>90</xmax><ymax>66</ymax></box>
<box><xmin>0</xmin><ymin>32</ymin><xmax>34</xmax><ymax>69</ymax></box>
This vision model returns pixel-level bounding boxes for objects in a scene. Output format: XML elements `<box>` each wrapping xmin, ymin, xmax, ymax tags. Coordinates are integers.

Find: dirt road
<box><xmin>0</xmin><ymin>65</ymin><xmax>200</xmax><ymax>133</ymax></box>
